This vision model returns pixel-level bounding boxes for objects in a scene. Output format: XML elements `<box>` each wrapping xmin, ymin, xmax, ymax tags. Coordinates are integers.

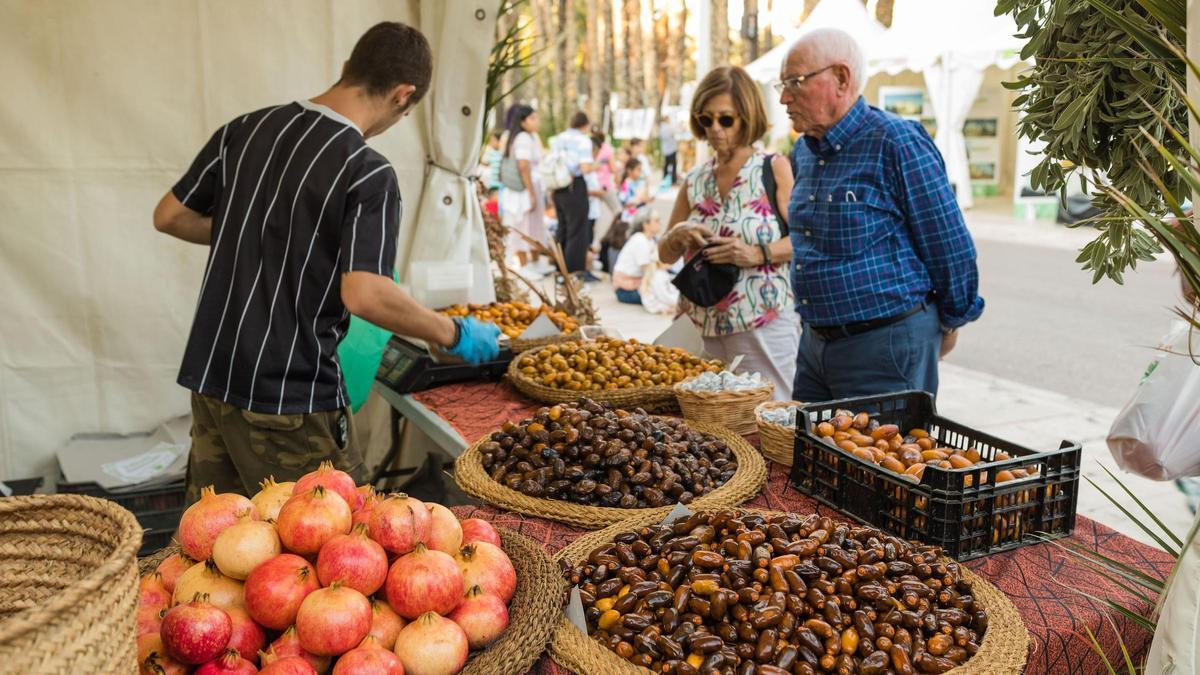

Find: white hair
<box><xmin>791</xmin><ymin>28</ymin><xmax>866</xmax><ymax>96</ymax></box>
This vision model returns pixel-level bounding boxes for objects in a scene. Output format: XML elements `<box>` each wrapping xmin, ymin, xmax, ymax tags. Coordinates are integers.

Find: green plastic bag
<box><xmin>337</xmin><ymin>276</ymin><xmax>396</xmax><ymax>411</ymax></box>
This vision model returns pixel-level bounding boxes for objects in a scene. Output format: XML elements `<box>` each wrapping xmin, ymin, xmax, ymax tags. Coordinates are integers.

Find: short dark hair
<box><xmin>570</xmin><ymin>111</ymin><xmax>590</xmax><ymax>129</ymax></box>
<box><xmin>341</xmin><ymin>22</ymin><xmax>433</xmax><ymax>104</ymax></box>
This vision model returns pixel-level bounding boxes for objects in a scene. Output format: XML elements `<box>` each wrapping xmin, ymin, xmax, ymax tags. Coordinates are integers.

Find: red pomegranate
<box><xmin>173</xmin><ymin>559</ymin><xmax>245</xmax><ymax>610</ymax></box>
<box><xmin>424</xmin><ymin>504</ymin><xmax>462</xmax><ymax>555</ymax></box>
<box><xmin>259</xmin><ymin>653</ymin><xmax>318</xmax><ymax>675</ymax></box>
<box><xmin>449</xmin><ymin>585</ymin><xmax>510</xmax><ymax>649</ymax></box>
<box><xmin>140</xmin><ymin>572</ymin><xmax>172</xmax><ymax>610</ymax></box>
<box><xmin>160</xmin><ymin>594</ymin><xmax>232</xmax><ymax>664</ymax></box>
<box><xmin>456</xmin><ymin>542</ymin><xmax>516</xmax><ymax>603</ymax></box>
<box><xmin>393</xmin><ymin>611</ymin><xmax>468</xmax><ymax>675</ymax></box>
<box><xmin>385</xmin><ymin>543</ymin><xmax>464</xmax><ymax>620</ymax></box>
<box><xmin>252</xmin><ymin>476</ymin><xmax>296</xmax><ymax>522</ymax></box>
<box><xmin>368</xmin><ymin>493</ymin><xmax>430</xmax><ymax>555</ymax></box>
<box><xmin>295</xmin><ymin>582</ymin><xmax>372</xmax><ymax>656</ymax></box>
<box><xmin>224</xmin><ymin>606</ymin><xmax>266</xmax><ymax>664</ymax></box>
<box><xmin>137</xmin><ymin>604</ymin><xmax>167</xmax><ymax>637</ymax></box>
<box><xmin>458</xmin><ymin>519</ymin><xmax>500</xmax><ymax>548</ymax></box>
<box><xmin>276</xmin><ymin>485</ymin><xmax>352</xmax><ymax>555</ymax></box>
<box><xmin>265</xmin><ymin>628</ymin><xmax>330</xmax><ymax>673</ymax></box>
<box><xmin>243</xmin><ymin>553</ymin><xmax>320</xmax><ymax>630</ymax></box>
<box><xmin>156</xmin><ymin>551</ymin><xmax>196</xmax><ymax>595</ymax></box>
<box><xmin>316</xmin><ymin>524</ymin><xmax>388</xmax><ymax>595</ymax></box>
<box><xmin>195</xmin><ymin>649</ymin><xmax>257</xmax><ymax>675</ymax></box>
<box><xmin>179</xmin><ymin>486</ymin><xmax>259</xmax><ymax>561</ymax></box>
<box><xmin>295</xmin><ymin>461</ymin><xmax>363</xmax><ymax>511</ymax></box>
<box><xmin>352</xmin><ymin>490</ymin><xmax>382</xmax><ymax>530</ymax></box>
<box><xmin>367</xmin><ymin>597</ymin><xmax>406</xmax><ymax>650</ymax></box>
<box><xmin>332</xmin><ymin>635</ymin><xmax>406</xmax><ymax>675</ymax></box>
<box><xmin>213</xmin><ymin>511</ymin><xmax>282</xmax><ymax>580</ymax></box>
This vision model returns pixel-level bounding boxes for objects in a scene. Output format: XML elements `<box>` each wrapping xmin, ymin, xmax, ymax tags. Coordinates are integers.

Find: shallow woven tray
<box><xmin>506</xmin><ymin>357</ymin><xmax>684</xmax><ymax>412</ymax></box>
<box><xmin>509</xmin><ymin>329</ymin><xmax>583</xmax><ymax>354</ymax></box>
<box><xmin>550</xmin><ymin>508</ymin><xmax>1030</xmax><ymax>675</ymax></box>
<box><xmin>674</xmin><ymin>379</ymin><xmax>775</xmax><ymax>436</ymax></box>
<box><xmin>755</xmin><ymin>399</ymin><xmax>805</xmax><ymax>465</ymax></box>
<box><xmin>454</xmin><ymin>418</ymin><xmax>768</xmax><ymax>529</ymax></box>
<box><xmin>1</xmin><ymin>494</ymin><xmax>143</xmax><ymax>674</ymax></box>
<box><xmin>141</xmin><ymin>528</ymin><xmax>564</xmax><ymax>675</ymax></box>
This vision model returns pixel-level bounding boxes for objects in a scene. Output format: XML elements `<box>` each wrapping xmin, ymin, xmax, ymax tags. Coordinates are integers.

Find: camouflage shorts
<box><xmin>184</xmin><ymin>392</ymin><xmax>368</xmax><ymax>507</ymax></box>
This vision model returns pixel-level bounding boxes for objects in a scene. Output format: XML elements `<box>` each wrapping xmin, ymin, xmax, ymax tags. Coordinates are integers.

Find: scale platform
<box><xmin>375</xmin><ymin>336</ymin><xmax>514</xmax><ymax>394</ymax></box>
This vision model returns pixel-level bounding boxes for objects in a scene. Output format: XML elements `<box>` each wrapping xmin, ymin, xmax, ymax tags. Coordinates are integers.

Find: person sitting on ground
<box><xmin>627</xmin><ymin>138</ymin><xmax>652</xmax><ymax>180</ymax></box>
<box><xmin>618</xmin><ymin>159</ymin><xmax>650</xmax><ymax>223</ymax></box>
<box><xmin>599</xmin><ymin>217</ymin><xmax>631</xmax><ymax>275</ymax></box>
<box><xmin>612</xmin><ymin>209</ymin><xmax>663</xmax><ymax>305</ymax></box>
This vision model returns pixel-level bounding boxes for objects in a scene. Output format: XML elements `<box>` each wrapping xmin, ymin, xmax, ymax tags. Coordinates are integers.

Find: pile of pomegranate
<box><xmin>137</xmin><ymin>463</ymin><xmax>517</xmax><ymax>675</ymax></box>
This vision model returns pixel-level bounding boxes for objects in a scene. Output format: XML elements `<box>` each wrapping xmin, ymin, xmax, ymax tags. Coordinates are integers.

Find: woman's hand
<box><xmin>704</xmin><ymin>236</ymin><xmax>763</xmax><ymax>267</ymax></box>
<box><xmin>667</xmin><ymin>223</ymin><xmax>712</xmax><ymax>252</ymax></box>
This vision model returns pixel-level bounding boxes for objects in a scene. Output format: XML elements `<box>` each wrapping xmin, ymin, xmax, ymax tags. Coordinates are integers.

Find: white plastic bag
<box><xmin>1107</xmin><ymin>322</ymin><xmax>1200</xmax><ymax>481</ymax></box>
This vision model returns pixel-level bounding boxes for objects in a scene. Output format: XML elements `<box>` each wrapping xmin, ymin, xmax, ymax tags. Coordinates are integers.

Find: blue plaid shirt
<box><xmin>788</xmin><ymin>97</ymin><xmax>984</xmax><ymax>330</ymax></box>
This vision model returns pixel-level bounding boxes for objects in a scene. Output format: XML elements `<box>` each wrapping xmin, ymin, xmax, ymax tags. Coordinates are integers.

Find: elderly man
<box><xmin>778</xmin><ymin>29</ymin><xmax>983</xmax><ymax>401</ymax></box>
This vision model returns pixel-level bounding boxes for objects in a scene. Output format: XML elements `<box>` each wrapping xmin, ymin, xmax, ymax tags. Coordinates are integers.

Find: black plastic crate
<box><xmin>57</xmin><ymin>479</ymin><xmax>186</xmax><ymax>556</ymax></box>
<box><xmin>790</xmin><ymin>390</ymin><xmax>1081</xmax><ymax>560</ymax></box>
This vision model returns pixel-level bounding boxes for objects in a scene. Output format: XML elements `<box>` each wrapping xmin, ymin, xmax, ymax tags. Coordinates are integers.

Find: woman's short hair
<box><xmin>688</xmin><ymin>66</ymin><xmax>768</xmax><ymax>147</ymax></box>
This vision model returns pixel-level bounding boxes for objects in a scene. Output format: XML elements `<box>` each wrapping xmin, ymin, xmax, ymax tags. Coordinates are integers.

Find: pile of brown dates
<box><xmin>479</xmin><ymin>398</ymin><xmax>737</xmax><ymax>508</ymax></box>
<box><xmin>565</xmin><ymin>510</ymin><xmax>988</xmax><ymax>674</ymax></box>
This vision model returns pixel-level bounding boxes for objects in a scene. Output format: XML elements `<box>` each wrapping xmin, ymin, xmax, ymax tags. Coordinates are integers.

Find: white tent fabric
<box><xmin>922</xmin><ymin>60</ymin><xmax>985</xmax><ymax>209</ymax></box>
<box><xmin>743</xmin><ymin>0</ymin><xmax>885</xmax><ymax>83</ymax></box>
<box><xmin>0</xmin><ymin>1</ymin><xmax>498</xmax><ymax>483</ymax></box>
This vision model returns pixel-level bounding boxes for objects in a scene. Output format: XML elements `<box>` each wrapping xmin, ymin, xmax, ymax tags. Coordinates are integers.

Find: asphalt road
<box><xmin>946</xmin><ymin>238</ymin><xmax>1182</xmax><ymax>408</ymax></box>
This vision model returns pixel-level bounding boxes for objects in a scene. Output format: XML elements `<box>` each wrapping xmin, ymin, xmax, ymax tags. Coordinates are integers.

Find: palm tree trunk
<box><xmin>533</xmin><ymin>0</ymin><xmax>559</xmax><ymax>128</ymax></box>
<box><xmin>562</xmin><ymin>0</ymin><xmax>578</xmax><ymax>119</ymax></box>
<box><xmin>742</xmin><ymin>0</ymin><xmax>759</xmax><ymax>63</ymax></box>
<box><xmin>601</xmin><ymin>0</ymin><xmax>615</xmax><ymax>130</ymax></box>
<box><xmin>627</xmin><ymin>0</ymin><xmax>644</xmax><ymax>108</ymax></box>
<box><xmin>586</xmin><ymin>0</ymin><xmax>602</xmax><ymax>124</ymax></box>
<box><xmin>710</xmin><ymin>0</ymin><xmax>729</xmax><ymax>67</ymax></box>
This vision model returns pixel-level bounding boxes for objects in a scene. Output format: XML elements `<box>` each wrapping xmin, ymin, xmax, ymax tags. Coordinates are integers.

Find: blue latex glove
<box><xmin>447</xmin><ymin>316</ymin><xmax>501</xmax><ymax>364</ymax></box>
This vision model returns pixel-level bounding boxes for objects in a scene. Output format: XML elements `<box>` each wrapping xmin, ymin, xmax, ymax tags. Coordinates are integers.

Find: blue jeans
<box><xmin>615</xmin><ymin>287</ymin><xmax>642</xmax><ymax>304</ymax></box>
<box><xmin>792</xmin><ymin>303</ymin><xmax>941</xmax><ymax>402</ymax></box>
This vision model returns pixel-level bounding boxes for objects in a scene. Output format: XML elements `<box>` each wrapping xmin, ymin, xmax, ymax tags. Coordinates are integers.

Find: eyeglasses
<box><xmin>695</xmin><ymin>113</ymin><xmax>738</xmax><ymax>129</ymax></box>
<box><xmin>773</xmin><ymin>65</ymin><xmax>835</xmax><ymax>93</ymax></box>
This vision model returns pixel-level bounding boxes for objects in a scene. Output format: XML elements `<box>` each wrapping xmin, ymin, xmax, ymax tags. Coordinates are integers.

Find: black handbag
<box><xmin>672</xmin><ymin>244</ymin><xmax>739</xmax><ymax>308</ymax></box>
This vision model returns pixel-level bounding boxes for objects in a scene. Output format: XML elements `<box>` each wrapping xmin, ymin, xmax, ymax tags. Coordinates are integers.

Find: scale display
<box><xmin>375</xmin><ymin>336</ymin><xmax>513</xmax><ymax>394</ymax></box>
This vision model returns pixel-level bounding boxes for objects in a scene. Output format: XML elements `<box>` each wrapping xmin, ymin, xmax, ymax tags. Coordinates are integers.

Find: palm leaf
<box><xmin>1082</xmin><ymin>625</ymin><xmax>1124</xmax><ymax>675</ymax></box>
<box><xmin>1083</xmin><ymin>475</ymin><xmax>1179</xmax><ymax>557</ymax></box>
<box><xmin>1100</xmin><ymin>464</ymin><xmax>1186</xmax><ymax>549</ymax></box>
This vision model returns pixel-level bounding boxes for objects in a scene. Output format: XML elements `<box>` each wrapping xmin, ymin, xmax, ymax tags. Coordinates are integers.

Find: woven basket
<box><xmin>506</xmin><ymin>357</ymin><xmax>682</xmax><ymax>412</ymax></box>
<box><xmin>455</xmin><ymin>419</ymin><xmax>768</xmax><ymax>528</ymax></box>
<box><xmin>755</xmin><ymin>400</ymin><xmax>805</xmax><ymax>465</ymax></box>
<box><xmin>509</xmin><ymin>329</ymin><xmax>583</xmax><ymax>354</ymax></box>
<box><xmin>0</xmin><ymin>494</ymin><xmax>143</xmax><ymax>674</ymax></box>
<box><xmin>674</xmin><ymin>378</ymin><xmax>775</xmax><ymax>436</ymax></box>
<box><xmin>550</xmin><ymin>507</ymin><xmax>1029</xmax><ymax>675</ymax></box>
<box><xmin>140</xmin><ymin>528</ymin><xmax>564</xmax><ymax>675</ymax></box>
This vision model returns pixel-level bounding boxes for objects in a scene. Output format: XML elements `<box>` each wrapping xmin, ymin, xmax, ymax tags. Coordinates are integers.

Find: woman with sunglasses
<box><xmin>658</xmin><ymin>65</ymin><xmax>799</xmax><ymax>400</ymax></box>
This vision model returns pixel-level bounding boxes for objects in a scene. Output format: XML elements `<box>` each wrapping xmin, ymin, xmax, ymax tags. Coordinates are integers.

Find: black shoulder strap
<box><xmin>761</xmin><ymin>153</ymin><xmax>788</xmax><ymax>236</ymax></box>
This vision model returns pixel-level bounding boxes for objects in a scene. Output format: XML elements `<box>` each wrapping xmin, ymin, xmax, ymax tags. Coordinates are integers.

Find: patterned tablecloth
<box><xmin>422</xmin><ymin>380</ymin><xmax>1174</xmax><ymax>674</ymax></box>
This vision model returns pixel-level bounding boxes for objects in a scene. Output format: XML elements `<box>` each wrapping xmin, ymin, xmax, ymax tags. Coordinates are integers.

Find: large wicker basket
<box><xmin>454</xmin><ymin>418</ymin><xmax>768</xmax><ymax>528</ymax></box>
<box><xmin>506</xmin><ymin>356</ymin><xmax>682</xmax><ymax>412</ymax></box>
<box><xmin>141</xmin><ymin>528</ymin><xmax>564</xmax><ymax>675</ymax></box>
<box><xmin>0</xmin><ymin>494</ymin><xmax>143</xmax><ymax>674</ymax></box>
<box><xmin>549</xmin><ymin>507</ymin><xmax>1030</xmax><ymax>675</ymax></box>
<box><xmin>674</xmin><ymin>378</ymin><xmax>775</xmax><ymax>436</ymax></box>
<box><xmin>755</xmin><ymin>399</ymin><xmax>805</xmax><ymax>465</ymax></box>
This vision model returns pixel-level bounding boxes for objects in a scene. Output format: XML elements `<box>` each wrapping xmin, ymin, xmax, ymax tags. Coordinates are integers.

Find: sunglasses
<box><xmin>695</xmin><ymin>113</ymin><xmax>738</xmax><ymax>129</ymax></box>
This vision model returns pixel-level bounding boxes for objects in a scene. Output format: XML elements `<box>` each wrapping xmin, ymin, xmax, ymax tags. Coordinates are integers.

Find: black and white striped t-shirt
<box><xmin>172</xmin><ymin>100</ymin><xmax>399</xmax><ymax>414</ymax></box>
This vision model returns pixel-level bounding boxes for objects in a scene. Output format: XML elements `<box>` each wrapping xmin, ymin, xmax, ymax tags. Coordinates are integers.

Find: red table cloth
<box><xmin>423</xmin><ymin>380</ymin><xmax>1173</xmax><ymax>674</ymax></box>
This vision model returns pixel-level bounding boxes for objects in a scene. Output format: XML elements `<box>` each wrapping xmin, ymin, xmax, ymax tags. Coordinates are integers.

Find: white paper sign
<box><xmin>565</xmin><ymin>586</ymin><xmax>589</xmax><ymax>633</ymax></box>
<box><xmin>517</xmin><ymin>313</ymin><xmax>562</xmax><ymax>340</ymax></box>
<box><xmin>653</xmin><ymin>316</ymin><xmax>704</xmax><ymax>355</ymax></box>
<box><xmin>661</xmin><ymin>502</ymin><xmax>694</xmax><ymax>525</ymax></box>
<box><xmin>100</xmin><ymin>442</ymin><xmax>184</xmax><ymax>484</ymax></box>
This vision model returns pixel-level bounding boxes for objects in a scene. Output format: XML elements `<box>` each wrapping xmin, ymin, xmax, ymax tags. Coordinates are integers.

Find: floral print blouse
<box><xmin>681</xmin><ymin>152</ymin><xmax>794</xmax><ymax>337</ymax></box>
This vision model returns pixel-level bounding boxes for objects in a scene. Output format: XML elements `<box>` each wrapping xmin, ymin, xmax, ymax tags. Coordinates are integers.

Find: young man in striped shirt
<box><xmin>154</xmin><ymin>22</ymin><xmax>500</xmax><ymax>504</ymax></box>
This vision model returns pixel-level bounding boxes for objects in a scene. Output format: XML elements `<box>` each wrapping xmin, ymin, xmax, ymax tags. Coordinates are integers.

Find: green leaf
<box><xmin>1082</xmin><ymin>625</ymin><xmax>1122</xmax><ymax>675</ymax></box>
<box><xmin>1084</xmin><ymin>474</ymin><xmax>1180</xmax><ymax>557</ymax></box>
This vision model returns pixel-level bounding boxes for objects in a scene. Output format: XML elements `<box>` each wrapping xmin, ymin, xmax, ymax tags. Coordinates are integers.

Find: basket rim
<box><xmin>672</xmin><ymin>377</ymin><xmax>775</xmax><ymax>401</ymax></box>
<box><xmin>454</xmin><ymin>417</ymin><xmax>768</xmax><ymax>528</ymax></box>
<box><xmin>754</xmin><ymin>399</ymin><xmax>805</xmax><ymax>433</ymax></box>
<box><xmin>550</xmin><ymin>506</ymin><xmax>1030</xmax><ymax>675</ymax></box>
<box><xmin>0</xmin><ymin>494</ymin><xmax>142</xmax><ymax>644</ymax></box>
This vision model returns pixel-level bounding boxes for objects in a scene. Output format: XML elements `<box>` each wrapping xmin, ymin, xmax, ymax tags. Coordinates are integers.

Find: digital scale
<box><xmin>375</xmin><ymin>336</ymin><xmax>515</xmax><ymax>394</ymax></box>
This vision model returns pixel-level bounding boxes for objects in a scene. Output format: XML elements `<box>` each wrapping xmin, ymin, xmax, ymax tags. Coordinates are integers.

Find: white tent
<box><xmin>744</xmin><ymin>0</ymin><xmax>886</xmax><ymax>83</ymax></box>
<box><xmin>0</xmin><ymin>1</ymin><xmax>499</xmax><ymax>483</ymax></box>
<box><xmin>871</xmin><ymin>0</ymin><xmax>1024</xmax><ymax>208</ymax></box>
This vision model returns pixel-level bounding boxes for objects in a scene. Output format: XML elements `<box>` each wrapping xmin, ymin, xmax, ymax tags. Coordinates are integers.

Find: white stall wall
<box><xmin>0</xmin><ymin>1</ymin><xmax>496</xmax><ymax>482</ymax></box>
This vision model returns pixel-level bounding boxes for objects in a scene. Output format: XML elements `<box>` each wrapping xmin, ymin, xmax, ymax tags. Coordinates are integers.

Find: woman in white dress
<box><xmin>499</xmin><ymin>105</ymin><xmax>548</xmax><ymax>276</ymax></box>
